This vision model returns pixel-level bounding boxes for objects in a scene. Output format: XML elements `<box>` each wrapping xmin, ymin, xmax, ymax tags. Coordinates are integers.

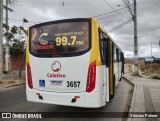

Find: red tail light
<box><xmin>27</xmin><ymin>63</ymin><xmax>33</xmax><ymax>89</ymax></box>
<box><xmin>86</xmin><ymin>61</ymin><xmax>96</xmax><ymax>93</ymax></box>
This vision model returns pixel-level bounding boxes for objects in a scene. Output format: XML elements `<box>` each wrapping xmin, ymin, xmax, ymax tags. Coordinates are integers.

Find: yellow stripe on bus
<box><xmin>90</xmin><ymin>18</ymin><xmax>114</xmax><ymax>96</ymax></box>
<box><xmin>26</xmin><ymin>28</ymin><xmax>30</xmax><ymax>65</ymax></box>
<box><xmin>110</xmin><ymin>41</ymin><xmax>113</xmax><ymax>96</ymax></box>
<box><xmin>90</xmin><ymin>18</ymin><xmax>102</xmax><ymax>66</ymax></box>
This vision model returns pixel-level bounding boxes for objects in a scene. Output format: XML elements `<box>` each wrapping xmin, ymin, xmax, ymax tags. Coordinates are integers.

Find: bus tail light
<box><xmin>86</xmin><ymin>61</ymin><xmax>96</xmax><ymax>93</ymax></box>
<box><xmin>27</xmin><ymin>63</ymin><xmax>33</xmax><ymax>89</ymax></box>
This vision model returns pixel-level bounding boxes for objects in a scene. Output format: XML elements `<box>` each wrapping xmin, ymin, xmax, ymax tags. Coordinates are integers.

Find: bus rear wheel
<box><xmin>119</xmin><ymin>71</ymin><xmax>122</xmax><ymax>81</ymax></box>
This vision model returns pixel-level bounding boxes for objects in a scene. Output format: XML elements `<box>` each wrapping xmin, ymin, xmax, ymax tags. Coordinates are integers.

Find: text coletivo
<box><xmin>47</xmin><ymin>73</ymin><xmax>66</xmax><ymax>78</ymax></box>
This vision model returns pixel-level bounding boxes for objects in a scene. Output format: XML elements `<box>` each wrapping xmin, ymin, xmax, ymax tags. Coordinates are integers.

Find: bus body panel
<box><xmin>105</xmin><ymin>67</ymin><xmax>110</xmax><ymax>102</ymax></box>
<box><xmin>29</xmin><ymin>52</ymin><xmax>90</xmax><ymax>93</ymax></box>
<box><xmin>114</xmin><ymin>62</ymin><xmax>119</xmax><ymax>86</ymax></box>
<box><xmin>26</xmin><ymin>87</ymin><xmax>86</xmax><ymax>107</ymax></box>
<box><xmin>101</xmin><ymin>65</ymin><xmax>106</xmax><ymax>102</ymax></box>
<box><xmin>92</xmin><ymin>18</ymin><xmax>110</xmax><ymax>103</ymax></box>
<box><xmin>84</xmin><ymin>91</ymin><xmax>105</xmax><ymax>108</ymax></box>
<box><xmin>119</xmin><ymin>61</ymin><xmax>122</xmax><ymax>80</ymax></box>
<box><xmin>26</xmin><ymin>65</ymin><xmax>106</xmax><ymax>108</ymax></box>
<box><xmin>26</xmin><ymin>87</ymin><xmax>104</xmax><ymax>108</ymax></box>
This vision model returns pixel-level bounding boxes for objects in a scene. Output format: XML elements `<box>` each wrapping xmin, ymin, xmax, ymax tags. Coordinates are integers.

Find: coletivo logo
<box><xmin>39</xmin><ymin>33</ymin><xmax>48</xmax><ymax>45</ymax></box>
<box><xmin>47</xmin><ymin>73</ymin><xmax>66</xmax><ymax>78</ymax></box>
<box><xmin>52</xmin><ymin>61</ymin><xmax>61</xmax><ymax>72</ymax></box>
<box><xmin>47</xmin><ymin>61</ymin><xmax>66</xmax><ymax>78</ymax></box>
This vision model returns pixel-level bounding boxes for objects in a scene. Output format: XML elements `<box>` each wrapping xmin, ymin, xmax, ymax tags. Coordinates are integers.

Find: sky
<box><xmin>3</xmin><ymin>0</ymin><xmax>160</xmax><ymax>58</ymax></box>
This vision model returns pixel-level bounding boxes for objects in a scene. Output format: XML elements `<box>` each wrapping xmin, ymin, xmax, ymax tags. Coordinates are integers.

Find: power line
<box><xmin>101</xmin><ymin>18</ymin><xmax>130</xmax><ymax>24</ymax></box>
<box><xmin>3</xmin><ymin>18</ymin><xmax>41</xmax><ymax>24</ymax></box>
<box><xmin>93</xmin><ymin>7</ymin><xmax>127</xmax><ymax>18</ymax></box>
<box><xmin>101</xmin><ymin>18</ymin><xmax>130</xmax><ymax>26</ymax></box>
<box><xmin>19</xmin><ymin>0</ymin><xmax>99</xmax><ymax>4</ymax></box>
<box><xmin>122</xmin><ymin>0</ymin><xmax>134</xmax><ymax>17</ymax></box>
<box><xmin>109</xmin><ymin>18</ymin><xmax>132</xmax><ymax>32</ymax></box>
<box><xmin>63</xmin><ymin>0</ymin><xmax>102</xmax><ymax>6</ymax></box>
<box><xmin>97</xmin><ymin>9</ymin><xmax>129</xmax><ymax>20</ymax></box>
<box><xmin>103</xmin><ymin>0</ymin><xmax>125</xmax><ymax>17</ymax></box>
<box><xmin>16</xmin><ymin>0</ymin><xmax>104</xmax><ymax>7</ymax></box>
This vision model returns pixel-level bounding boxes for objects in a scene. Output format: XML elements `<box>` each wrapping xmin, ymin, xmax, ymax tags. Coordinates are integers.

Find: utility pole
<box><xmin>119</xmin><ymin>0</ymin><xmax>139</xmax><ymax>75</ymax></box>
<box><xmin>3</xmin><ymin>0</ymin><xmax>13</xmax><ymax>72</ymax></box>
<box><xmin>0</xmin><ymin>0</ymin><xmax>3</xmax><ymax>80</ymax></box>
<box><xmin>5</xmin><ymin>0</ymin><xmax>10</xmax><ymax>72</ymax></box>
<box><xmin>133</xmin><ymin>0</ymin><xmax>139</xmax><ymax>76</ymax></box>
<box><xmin>151</xmin><ymin>40</ymin><xmax>152</xmax><ymax>57</ymax></box>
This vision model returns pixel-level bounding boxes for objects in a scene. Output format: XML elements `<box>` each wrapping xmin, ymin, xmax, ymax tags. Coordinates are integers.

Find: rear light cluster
<box><xmin>27</xmin><ymin>63</ymin><xmax>33</xmax><ymax>89</ymax></box>
<box><xmin>86</xmin><ymin>61</ymin><xmax>96</xmax><ymax>93</ymax></box>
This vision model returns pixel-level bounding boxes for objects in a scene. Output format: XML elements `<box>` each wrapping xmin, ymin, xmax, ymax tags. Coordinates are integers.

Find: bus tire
<box><xmin>119</xmin><ymin>71</ymin><xmax>122</xmax><ymax>81</ymax></box>
<box><xmin>119</xmin><ymin>77</ymin><xmax>122</xmax><ymax>81</ymax></box>
<box><xmin>111</xmin><ymin>75</ymin><xmax>115</xmax><ymax>99</ymax></box>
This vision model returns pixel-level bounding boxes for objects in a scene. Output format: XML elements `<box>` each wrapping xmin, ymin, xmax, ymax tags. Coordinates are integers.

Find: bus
<box><xmin>26</xmin><ymin>18</ymin><xmax>124</xmax><ymax>108</ymax></box>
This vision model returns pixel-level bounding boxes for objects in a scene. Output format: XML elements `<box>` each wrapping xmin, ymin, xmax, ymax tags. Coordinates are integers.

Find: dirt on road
<box><xmin>0</xmin><ymin>77</ymin><xmax>25</xmax><ymax>89</ymax></box>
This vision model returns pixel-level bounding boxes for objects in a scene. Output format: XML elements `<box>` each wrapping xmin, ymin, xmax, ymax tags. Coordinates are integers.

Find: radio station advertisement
<box><xmin>30</xmin><ymin>22</ymin><xmax>89</xmax><ymax>55</ymax></box>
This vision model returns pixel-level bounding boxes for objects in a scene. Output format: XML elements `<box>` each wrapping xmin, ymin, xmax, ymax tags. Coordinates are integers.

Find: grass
<box><xmin>0</xmin><ymin>81</ymin><xmax>3</xmax><ymax>84</ymax></box>
<box><xmin>7</xmin><ymin>80</ymin><xmax>15</xmax><ymax>84</ymax></box>
<box><xmin>125</xmin><ymin>59</ymin><xmax>160</xmax><ymax>80</ymax></box>
<box><xmin>139</xmin><ymin>61</ymin><xmax>160</xmax><ymax>80</ymax></box>
<box><xmin>125</xmin><ymin>60</ymin><xmax>134</xmax><ymax>64</ymax></box>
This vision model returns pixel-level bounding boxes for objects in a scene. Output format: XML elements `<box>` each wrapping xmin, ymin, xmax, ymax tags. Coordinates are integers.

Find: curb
<box><xmin>122</xmin><ymin>75</ymin><xmax>136</xmax><ymax>121</ymax></box>
<box><xmin>127</xmin><ymin>85</ymin><xmax>137</xmax><ymax>121</ymax></box>
<box><xmin>122</xmin><ymin>76</ymin><xmax>135</xmax><ymax>87</ymax></box>
<box><xmin>0</xmin><ymin>81</ymin><xmax>25</xmax><ymax>89</ymax></box>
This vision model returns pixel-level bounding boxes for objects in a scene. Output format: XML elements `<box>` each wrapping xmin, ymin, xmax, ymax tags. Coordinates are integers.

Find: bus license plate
<box><xmin>50</xmin><ymin>81</ymin><xmax>63</xmax><ymax>86</ymax></box>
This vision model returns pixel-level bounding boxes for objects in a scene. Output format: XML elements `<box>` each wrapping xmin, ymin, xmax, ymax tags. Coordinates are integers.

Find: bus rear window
<box><xmin>29</xmin><ymin>21</ymin><xmax>90</xmax><ymax>57</ymax></box>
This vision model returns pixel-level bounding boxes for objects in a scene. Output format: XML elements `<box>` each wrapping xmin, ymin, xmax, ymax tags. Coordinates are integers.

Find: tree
<box><xmin>3</xmin><ymin>19</ymin><xmax>28</xmax><ymax>56</ymax></box>
<box><xmin>3</xmin><ymin>19</ymin><xmax>28</xmax><ymax>75</ymax></box>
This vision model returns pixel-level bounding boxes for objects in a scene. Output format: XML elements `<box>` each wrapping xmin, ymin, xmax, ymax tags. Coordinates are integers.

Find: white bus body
<box><xmin>26</xmin><ymin>18</ymin><xmax>124</xmax><ymax>108</ymax></box>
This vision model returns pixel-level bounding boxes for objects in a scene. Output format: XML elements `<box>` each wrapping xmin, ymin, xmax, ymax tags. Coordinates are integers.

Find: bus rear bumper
<box><xmin>26</xmin><ymin>88</ymin><xmax>105</xmax><ymax>108</ymax></box>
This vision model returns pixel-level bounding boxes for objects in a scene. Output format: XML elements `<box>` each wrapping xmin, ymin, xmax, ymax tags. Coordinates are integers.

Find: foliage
<box><xmin>3</xmin><ymin>70</ymin><xmax>10</xmax><ymax>74</ymax></box>
<box><xmin>9</xmin><ymin>39</ymin><xmax>25</xmax><ymax>56</ymax></box>
<box><xmin>140</xmin><ymin>63</ymin><xmax>160</xmax><ymax>80</ymax></box>
<box><xmin>152</xmin><ymin>75</ymin><xmax>160</xmax><ymax>80</ymax></box>
<box><xmin>23</xmin><ymin>18</ymin><xmax>28</xmax><ymax>23</ymax></box>
<box><xmin>3</xmin><ymin>18</ymin><xmax>28</xmax><ymax>56</ymax></box>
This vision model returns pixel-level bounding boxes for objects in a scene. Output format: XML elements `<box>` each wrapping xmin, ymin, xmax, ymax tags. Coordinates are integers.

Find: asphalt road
<box><xmin>0</xmin><ymin>78</ymin><xmax>133</xmax><ymax>121</ymax></box>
